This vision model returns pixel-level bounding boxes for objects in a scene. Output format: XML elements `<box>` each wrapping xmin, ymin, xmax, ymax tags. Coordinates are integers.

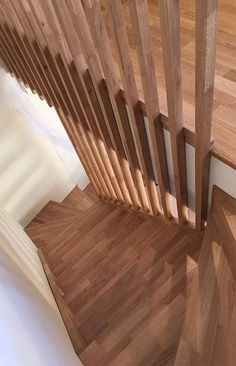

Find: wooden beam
<box><xmin>195</xmin><ymin>0</ymin><xmax>218</xmax><ymax>230</ymax></box>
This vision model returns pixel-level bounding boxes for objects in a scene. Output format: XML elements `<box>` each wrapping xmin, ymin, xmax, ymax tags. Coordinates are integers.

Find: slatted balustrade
<box><xmin>0</xmin><ymin>0</ymin><xmax>218</xmax><ymax>228</ymax></box>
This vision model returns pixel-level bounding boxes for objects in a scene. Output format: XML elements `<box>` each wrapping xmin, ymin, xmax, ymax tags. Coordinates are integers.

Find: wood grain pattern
<box><xmin>26</xmin><ymin>184</ymin><xmax>203</xmax><ymax>364</ymax></box>
<box><xmin>38</xmin><ymin>248</ymin><xmax>86</xmax><ymax>355</ymax></box>
<box><xmin>175</xmin><ymin>185</ymin><xmax>236</xmax><ymax>365</ymax></box>
<box><xmin>118</xmin><ymin>0</ymin><xmax>236</xmax><ymax>170</ymax></box>
<box><xmin>159</xmin><ymin>0</ymin><xmax>188</xmax><ymax>224</ymax></box>
<box><xmin>128</xmin><ymin>0</ymin><xmax>172</xmax><ymax>219</ymax></box>
<box><xmin>195</xmin><ymin>0</ymin><xmax>218</xmax><ymax>229</ymax></box>
<box><xmin>105</xmin><ymin>0</ymin><xmax>160</xmax><ymax>215</ymax></box>
<box><xmin>1</xmin><ymin>0</ymin><xmax>235</xmax><ymax>229</ymax></box>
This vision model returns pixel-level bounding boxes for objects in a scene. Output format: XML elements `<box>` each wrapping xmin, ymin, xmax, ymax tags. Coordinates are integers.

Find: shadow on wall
<box><xmin>0</xmin><ymin>59</ymin><xmax>88</xmax><ymax>227</ymax></box>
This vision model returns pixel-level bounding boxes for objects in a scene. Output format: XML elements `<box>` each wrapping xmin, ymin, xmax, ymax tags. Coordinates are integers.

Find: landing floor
<box><xmin>103</xmin><ymin>0</ymin><xmax>236</xmax><ymax>168</ymax></box>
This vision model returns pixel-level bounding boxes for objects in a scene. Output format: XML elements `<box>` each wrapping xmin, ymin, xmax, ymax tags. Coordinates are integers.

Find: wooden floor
<box><xmin>101</xmin><ymin>0</ymin><xmax>236</xmax><ymax>168</ymax></box>
<box><xmin>26</xmin><ymin>185</ymin><xmax>203</xmax><ymax>365</ymax></box>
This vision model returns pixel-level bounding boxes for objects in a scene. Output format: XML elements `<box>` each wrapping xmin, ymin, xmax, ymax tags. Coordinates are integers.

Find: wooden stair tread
<box><xmin>26</xmin><ymin>200</ymin><xmax>83</xmax><ymax>227</ymax></box>
<box><xmin>26</xmin><ymin>182</ymin><xmax>206</xmax><ymax>363</ymax></box>
<box><xmin>41</xmin><ymin>201</ymin><xmax>120</xmax><ymax>260</ymax></box>
<box><xmin>25</xmin><ymin>216</ymin><xmax>80</xmax><ymax>248</ymax></box>
<box><xmin>174</xmin><ymin>186</ymin><xmax>236</xmax><ymax>366</ymax></box>
<box><xmin>62</xmin><ymin>185</ymin><xmax>96</xmax><ymax>211</ymax></box>
<box><xmin>34</xmin><ymin>198</ymin><xmax>202</xmax><ymax>364</ymax></box>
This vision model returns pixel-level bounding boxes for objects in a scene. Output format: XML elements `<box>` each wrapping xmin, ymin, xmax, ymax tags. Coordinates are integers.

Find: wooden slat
<box><xmin>1</xmin><ymin>0</ymin><xmax>53</xmax><ymax>105</ymax></box>
<box><xmin>128</xmin><ymin>0</ymin><xmax>172</xmax><ymax>219</ymax></box>
<box><xmin>31</xmin><ymin>0</ymin><xmax>127</xmax><ymax>205</ymax></box>
<box><xmin>26</xmin><ymin>0</ymin><xmax>116</xmax><ymax>201</ymax></box>
<box><xmin>195</xmin><ymin>0</ymin><xmax>218</xmax><ymax>230</ymax></box>
<box><xmin>55</xmin><ymin>0</ymin><xmax>139</xmax><ymax>209</ymax></box>
<box><xmin>16</xmin><ymin>0</ymin><xmax>106</xmax><ymax>198</ymax></box>
<box><xmin>159</xmin><ymin>0</ymin><xmax>188</xmax><ymax>224</ymax></box>
<box><xmin>104</xmin><ymin>0</ymin><xmax>160</xmax><ymax>215</ymax></box>
<box><xmin>81</xmin><ymin>0</ymin><xmax>146</xmax><ymax>210</ymax></box>
<box><xmin>48</xmin><ymin>0</ymin><xmax>134</xmax><ymax>208</ymax></box>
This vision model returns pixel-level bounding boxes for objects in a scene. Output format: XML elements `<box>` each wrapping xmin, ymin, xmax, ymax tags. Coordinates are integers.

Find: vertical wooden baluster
<box><xmin>30</xmin><ymin>0</ymin><xmax>124</xmax><ymax>204</ymax></box>
<box><xmin>195</xmin><ymin>0</ymin><xmax>218</xmax><ymax>230</ymax></box>
<box><xmin>48</xmin><ymin>0</ymin><xmax>130</xmax><ymax>206</ymax></box>
<box><xmin>159</xmin><ymin>0</ymin><xmax>188</xmax><ymax>224</ymax></box>
<box><xmin>27</xmin><ymin>0</ymin><xmax>116</xmax><ymax>201</ymax></box>
<box><xmin>105</xmin><ymin>0</ymin><xmax>160</xmax><ymax>214</ymax></box>
<box><xmin>81</xmin><ymin>0</ymin><xmax>145</xmax><ymax>210</ymax></box>
<box><xmin>19</xmin><ymin>0</ymin><xmax>107</xmax><ymax>199</ymax></box>
<box><xmin>129</xmin><ymin>0</ymin><xmax>172</xmax><ymax>219</ymax></box>
<box><xmin>1</xmin><ymin>1</ymin><xmax>52</xmax><ymax>105</ymax></box>
<box><xmin>52</xmin><ymin>0</ymin><xmax>137</xmax><ymax>209</ymax></box>
<box><xmin>0</xmin><ymin>31</ymin><xmax>22</xmax><ymax>81</ymax></box>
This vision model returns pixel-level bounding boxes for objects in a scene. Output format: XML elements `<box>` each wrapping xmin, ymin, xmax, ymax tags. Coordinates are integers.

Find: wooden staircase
<box><xmin>25</xmin><ymin>184</ymin><xmax>204</xmax><ymax>365</ymax></box>
<box><xmin>25</xmin><ymin>184</ymin><xmax>236</xmax><ymax>365</ymax></box>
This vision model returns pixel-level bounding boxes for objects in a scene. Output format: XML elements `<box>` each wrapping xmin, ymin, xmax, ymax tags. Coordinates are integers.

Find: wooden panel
<box><xmin>195</xmin><ymin>0</ymin><xmax>218</xmax><ymax>229</ymax></box>
<box><xmin>159</xmin><ymin>0</ymin><xmax>188</xmax><ymax>224</ymax></box>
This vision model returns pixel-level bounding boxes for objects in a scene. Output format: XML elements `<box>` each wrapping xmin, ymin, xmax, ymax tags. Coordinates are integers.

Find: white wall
<box><xmin>0</xmin><ymin>60</ymin><xmax>89</xmax><ymax>227</ymax></box>
<box><xmin>0</xmin><ymin>208</ymin><xmax>82</xmax><ymax>366</ymax></box>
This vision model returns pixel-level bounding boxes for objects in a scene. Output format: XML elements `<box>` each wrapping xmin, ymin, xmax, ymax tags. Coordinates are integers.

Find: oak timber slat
<box><xmin>27</xmin><ymin>0</ymin><xmax>113</xmax><ymax>200</ymax></box>
<box><xmin>1</xmin><ymin>2</ymin><xmax>52</xmax><ymax>104</ymax></box>
<box><xmin>128</xmin><ymin>0</ymin><xmax>172</xmax><ymax>219</ymax></box>
<box><xmin>6</xmin><ymin>0</ymin><xmax>53</xmax><ymax>105</ymax></box>
<box><xmin>82</xmin><ymin>0</ymin><xmax>144</xmax><ymax>210</ymax></box>
<box><xmin>195</xmin><ymin>0</ymin><xmax>218</xmax><ymax>230</ymax></box>
<box><xmin>48</xmin><ymin>0</ymin><xmax>129</xmax><ymax>206</ymax></box>
<box><xmin>159</xmin><ymin>0</ymin><xmax>188</xmax><ymax>224</ymax></box>
<box><xmin>18</xmin><ymin>0</ymin><xmax>105</xmax><ymax>198</ymax></box>
<box><xmin>105</xmin><ymin>0</ymin><xmax>160</xmax><ymax>214</ymax></box>
<box><xmin>0</xmin><ymin>23</ymin><xmax>31</xmax><ymax>88</ymax></box>
<box><xmin>61</xmin><ymin>0</ymin><xmax>136</xmax><ymax>209</ymax></box>
<box><xmin>34</xmin><ymin>0</ymin><xmax>124</xmax><ymax>204</ymax></box>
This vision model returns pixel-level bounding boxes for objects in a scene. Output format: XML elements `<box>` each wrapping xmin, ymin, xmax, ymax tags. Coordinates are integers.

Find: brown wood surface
<box><xmin>26</xmin><ymin>184</ymin><xmax>203</xmax><ymax>365</ymax></box>
<box><xmin>38</xmin><ymin>248</ymin><xmax>86</xmax><ymax>355</ymax></box>
<box><xmin>159</xmin><ymin>0</ymin><xmax>188</xmax><ymax>224</ymax></box>
<box><xmin>195</xmin><ymin>0</ymin><xmax>218</xmax><ymax>229</ymax></box>
<box><xmin>116</xmin><ymin>0</ymin><xmax>236</xmax><ymax>170</ymax></box>
<box><xmin>175</xmin><ymin>185</ymin><xmax>236</xmax><ymax>365</ymax></box>
<box><xmin>1</xmin><ymin>0</ymin><xmax>235</xmax><ymax>228</ymax></box>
